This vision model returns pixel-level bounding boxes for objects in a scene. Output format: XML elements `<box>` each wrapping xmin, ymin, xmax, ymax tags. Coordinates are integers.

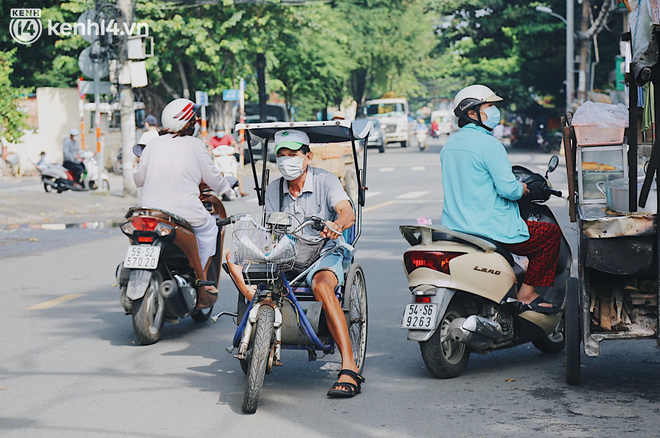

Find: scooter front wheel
<box><xmin>419</xmin><ymin>302</ymin><xmax>470</xmax><ymax>378</ymax></box>
<box><xmin>243</xmin><ymin>305</ymin><xmax>275</xmax><ymax>414</ymax></box>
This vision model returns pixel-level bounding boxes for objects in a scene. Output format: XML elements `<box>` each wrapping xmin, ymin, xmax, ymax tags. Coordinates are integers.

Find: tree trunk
<box><xmin>211</xmin><ymin>95</ymin><xmax>235</xmax><ymax>133</ymax></box>
<box><xmin>176</xmin><ymin>61</ymin><xmax>190</xmax><ymax>100</ymax></box>
<box><xmin>577</xmin><ymin>0</ymin><xmax>591</xmax><ymax>103</ymax></box>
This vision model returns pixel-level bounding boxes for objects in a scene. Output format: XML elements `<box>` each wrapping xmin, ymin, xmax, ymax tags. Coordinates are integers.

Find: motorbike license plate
<box><xmin>123</xmin><ymin>245</ymin><xmax>161</xmax><ymax>269</ymax></box>
<box><xmin>401</xmin><ymin>303</ymin><xmax>438</xmax><ymax>329</ymax></box>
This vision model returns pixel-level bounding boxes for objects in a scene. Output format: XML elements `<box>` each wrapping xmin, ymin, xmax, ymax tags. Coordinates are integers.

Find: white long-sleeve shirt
<box><xmin>134</xmin><ymin>134</ymin><xmax>231</xmax><ymax>227</ymax></box>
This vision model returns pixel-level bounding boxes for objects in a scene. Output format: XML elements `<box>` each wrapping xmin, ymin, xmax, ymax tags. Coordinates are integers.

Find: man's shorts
<box><xmin>305</xmin><ymin>251</ymin><xmax>346</xmax><ymax>287</ymax></box>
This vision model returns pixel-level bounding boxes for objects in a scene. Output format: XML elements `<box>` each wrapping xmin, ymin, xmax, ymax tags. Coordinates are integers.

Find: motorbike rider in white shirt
<box><xmin>134</xmin><ymin>99</ymin><xmax>232</xmax><ymax>291</ymax></box>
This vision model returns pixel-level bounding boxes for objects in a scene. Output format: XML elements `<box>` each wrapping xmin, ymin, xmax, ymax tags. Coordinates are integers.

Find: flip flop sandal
<box><xmin>525</xmin><ymin>296</ymin><xmax>560</xmax><ymax>314</ymax></box>
<box><xmin>326</xmin><ymin>369</ymin><xmax>365</xmax><ymax>398</ymax></box>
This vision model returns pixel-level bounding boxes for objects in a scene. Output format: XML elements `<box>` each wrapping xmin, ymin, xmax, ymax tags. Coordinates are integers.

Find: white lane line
<box><xmin>396</xmin><ymin>191</ymin><xmax>430</xmax><ymax>200</ymax></box>
<box><xmin>411</xmin><ymin>166</ymin><xmax>426</xmax><ymax>171</ymax></box>
<box><xmin>379</xmin><ymin>167</ymin><xmax>395</xmax><ymax>172</ymax></box>
<box><xmin>365</xmin><ymin>191</ymin><xmax>382</xmax><ymax>199</ymax></box>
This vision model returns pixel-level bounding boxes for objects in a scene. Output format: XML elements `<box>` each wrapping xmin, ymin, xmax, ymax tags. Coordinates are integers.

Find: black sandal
<box><xmin>326</xmin><ymin>369</ymin><xmax>365</xmax><ymax>398</ymax></box>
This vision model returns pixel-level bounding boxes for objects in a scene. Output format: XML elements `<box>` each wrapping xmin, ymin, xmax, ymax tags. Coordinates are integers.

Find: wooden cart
<box><xmin>563</xmin><ymin>28</ymin><xmax>660</xmax><ymax>385</ymax></box>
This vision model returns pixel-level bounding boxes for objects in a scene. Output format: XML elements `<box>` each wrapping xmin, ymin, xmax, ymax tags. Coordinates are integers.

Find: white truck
<box><xmin>364</xmin><ymin>98</ymin><xmax>411</xmax><ymax>148</ymax></box>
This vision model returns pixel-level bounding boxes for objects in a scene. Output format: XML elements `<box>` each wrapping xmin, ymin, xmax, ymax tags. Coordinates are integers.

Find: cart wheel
<box><xmin>344</xmin><ymin>264</ymin><xmax>368</xmax><ymax>374</ymax></box>
<box><xmin>565</xmin><ymin>276</ymin><xmax>581</xmax><ymax>385</ymax></box>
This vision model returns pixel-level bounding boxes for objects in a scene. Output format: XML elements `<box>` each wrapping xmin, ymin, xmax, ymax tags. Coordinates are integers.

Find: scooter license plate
<box><xmin>124</xmin><ymin>245</ymin><xmax>160</xmax><ymax>269</ymax></box>
<box><xmin>401</xmin><ymin>303</ymin><xmax>438</xmax><ymax>329</ymax></box>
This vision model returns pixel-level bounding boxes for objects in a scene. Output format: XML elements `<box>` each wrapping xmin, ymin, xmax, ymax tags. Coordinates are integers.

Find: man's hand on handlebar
<box><xmin>320</xmin><ymin>220</ymin><xmax>342</xmax><ymax>240</ymax></box>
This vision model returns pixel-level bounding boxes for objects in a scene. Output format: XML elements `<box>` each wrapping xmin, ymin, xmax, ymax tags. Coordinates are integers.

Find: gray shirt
<box><xmin>62</xmin><ymin>136</ymin><xmax>81</xmax><ymax>162</ymax></box>
<box><xmin>265</xmin><ymin>166</ymin><xmax>350</xmax><ymax>241</ymax></box>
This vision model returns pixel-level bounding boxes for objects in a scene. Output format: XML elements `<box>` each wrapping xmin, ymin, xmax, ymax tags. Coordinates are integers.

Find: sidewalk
<box><xmin>0</xmin><ymin>173</ymin><xmax>136</xmax><ymax>227</ymax></box>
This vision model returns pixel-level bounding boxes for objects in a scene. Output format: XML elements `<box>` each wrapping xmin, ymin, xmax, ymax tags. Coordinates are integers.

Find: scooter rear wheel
<box><xmin>131</xmin><ymin>272</ymin><xmax>165</xmax><ymax>345</ymax></box>
<box><xmin>419</xmin><ymin>302</ymin><xmax>470</xmax><ymax>378</ymax></box>
<box><xmin>243</xmin><ymin>305</ymin><xmax>275</xmax><ymax>414</ymax></box>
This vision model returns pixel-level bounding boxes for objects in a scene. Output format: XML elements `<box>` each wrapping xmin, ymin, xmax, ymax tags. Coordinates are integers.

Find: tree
<box><xmin>334</xmin><ymin>0</ymin><xmax>436</xmax><ymax>107</ymax></box>
<box><xmin>0</xmin><ymin>49</ymin><xmax>29</xmax><ymax>144</ymax></box>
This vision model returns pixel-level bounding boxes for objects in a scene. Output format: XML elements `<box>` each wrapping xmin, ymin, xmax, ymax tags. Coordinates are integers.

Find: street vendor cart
<box><xmin>563</xmin><ymin>24</ymin><xmax>660</xmax><ymax>385</ymax></box>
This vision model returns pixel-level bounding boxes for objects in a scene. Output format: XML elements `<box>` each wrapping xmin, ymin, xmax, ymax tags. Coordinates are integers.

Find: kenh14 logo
<box><xmin>10</xmin><ymin>9</ymin><xmax>42</xmax><ymax>45</ymax></box>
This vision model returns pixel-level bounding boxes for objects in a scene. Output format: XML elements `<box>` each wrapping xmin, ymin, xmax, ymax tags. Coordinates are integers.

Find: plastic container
<box><xmin>573</xmin><ymin>123</ymin><xmax>625</xmax><ymax>146</ymax></box>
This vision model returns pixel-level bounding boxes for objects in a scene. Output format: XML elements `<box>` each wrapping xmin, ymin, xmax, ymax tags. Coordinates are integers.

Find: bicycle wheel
<box><xmin>344</xmin><ymin>264</ymin><xmax>368</xmax><ymax>374</ymax></box>
<box><xmin>242</xmin><ymin>305</ymin><xmax>275</xmax><ymax>414</ymax></box>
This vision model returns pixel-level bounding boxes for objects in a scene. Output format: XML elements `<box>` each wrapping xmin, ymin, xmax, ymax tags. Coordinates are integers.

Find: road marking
<box><xmin>396</xmin><ymin>191</ymin><xmax>429</xmax><ymax>199</ymax></box>
<box><xmin>411</xmin><ymin>166</ymin><xmax>426</xmax><ymax>171</ymax></box>
<box><xmin>27</xmin><ymin>294</ymin><xmax>85</xmax><ymax>310</ymax></box>
<box><xmin>365</xmin><ymin>191</ymin><xmax>382</xmax><ymax>199</ymax></box>
<box><xmin>379</xmin><ymin>167</ymin><xmax>395</xmax><ymax>172</ymax></box>
<box><xmin>363</xmin><ymin>200</ymin><xmax>396</xmax><ymax>212</ymax></box>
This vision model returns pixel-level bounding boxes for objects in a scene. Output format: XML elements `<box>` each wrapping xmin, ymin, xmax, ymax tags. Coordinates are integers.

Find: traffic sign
<box><xmin>223</xmin><ymin>89</ymin><xmax>239</xmax><ymax>101</ymax></box>
<box><xmin>195</xmin><ymin>91</ymin><xmax>209</xmax><ymax>106</ymax></box>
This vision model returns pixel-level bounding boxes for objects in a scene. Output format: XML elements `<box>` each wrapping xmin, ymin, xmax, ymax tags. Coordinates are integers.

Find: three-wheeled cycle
<box><xmin>220</xmin><ymin>120</ymin><xmax>371</xmax><ymax>413</ymax></box>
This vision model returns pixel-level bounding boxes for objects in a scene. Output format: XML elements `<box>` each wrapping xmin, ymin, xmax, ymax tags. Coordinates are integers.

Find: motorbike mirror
<box><xmin>133</xmin><ymin>144</ymin><xmax>145</xmax><ymax>157</ymax></box>
<box><xmin>546</xmin><ymin>155</ymin><xmax>559</xmax><ymax>177</ymax></box>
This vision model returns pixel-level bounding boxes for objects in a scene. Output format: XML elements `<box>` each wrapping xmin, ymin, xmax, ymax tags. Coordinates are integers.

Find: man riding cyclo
<box><xmin>227</xmin><ymin>128</ymin><xmax>365</xmax><ymax>398</ymax></box>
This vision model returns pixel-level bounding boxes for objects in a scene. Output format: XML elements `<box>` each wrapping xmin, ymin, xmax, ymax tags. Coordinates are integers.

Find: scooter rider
<box><xmin>134</xmin><ymin>98</ymin><xmax>232</xmax><ymax>289</ymax></box>
<box><xmin>62</xmin><ymin>129</ymin><xmax>85</xmax><ymax>186</ymax></box>
<box><xmin>441</xmin><ymin>85</ymin><xmax>561</xmax><ymax>313</ymax></box>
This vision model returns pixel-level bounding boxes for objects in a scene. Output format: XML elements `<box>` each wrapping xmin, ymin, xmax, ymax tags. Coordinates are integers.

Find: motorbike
<box><xmin>415</xmin><ymin>126</ymin><xmax>429</xmax><ymax>151</ymax></box>
<box><xmin>115</xmin><ymin>186</ymin><xmax>231</xmax><ymax>344</ymax></box>
<box><xmin>399</xmin><ymin>156</ymin><xmax>574</xmax><ymax>378</ymax></box>
<box><xmin>211</xmin><ymin>145</ymin><xmax>241</xmax><ymax>200</ymax></box>
<box><xmin>80</xmin><ymin>150</ymin><xmax>110</xmax><ymax>190</ymax></box>
<box><xmin>37</xmin><ymin>162</ymin><xmax>86</xmax><ymax>193</ymax></box>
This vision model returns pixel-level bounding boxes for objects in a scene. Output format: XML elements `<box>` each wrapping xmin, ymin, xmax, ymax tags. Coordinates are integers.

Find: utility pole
<box><xmin>566</xmin><ymin>0</ymin><xmax>575</xmax><ymax>110</ymax></box>
<box><xmin>577</xmin><ymin>0</ymin><xmax>591</xmax><ymax>103</ymax></box>
<box><xmin>118</xmin><ymin>0</ymin><xmax>137</xmax><ymax>197</ymax></box>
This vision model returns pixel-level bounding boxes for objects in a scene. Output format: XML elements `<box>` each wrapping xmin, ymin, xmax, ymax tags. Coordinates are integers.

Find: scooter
<box><xmin>80</xmin><ymin>150</ymin><xmax>110</xmax><ymax>190</ymax></box>
<box><xmin>115</xmin><ymin>186</ymin><xmax>231</xmax><ymax>344</ymax></box>
<box><xmin>212</xmin><ymin>145</ymin><xmax>241</xmax><ymax>200</ymax></box>
<box><xmin>37</xmin><ymin>163</ymin><xmax>86</xmax><ymax>193</ymax></box>
<box><xmin>399</xmin><ymin>156</ymin><xmax>573</xmax><ymax>378</ymax></box>
<box><xmin>415</xmin><ymin>126</ymin><xmax>429</xmax><ymax>151</ymax></box>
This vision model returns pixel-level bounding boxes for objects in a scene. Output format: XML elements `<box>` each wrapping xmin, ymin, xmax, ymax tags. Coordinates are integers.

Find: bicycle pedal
<box><xmin>234</xmin><ymin>353</ymin><xmax>246</xmax><ymax>360</ymax></box>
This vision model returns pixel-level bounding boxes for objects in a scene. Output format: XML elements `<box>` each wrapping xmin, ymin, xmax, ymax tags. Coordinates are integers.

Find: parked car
<box><xmin>365</xmin><ymin>118</ymin><xmax>386</xmax><ymax>153</ymax></box>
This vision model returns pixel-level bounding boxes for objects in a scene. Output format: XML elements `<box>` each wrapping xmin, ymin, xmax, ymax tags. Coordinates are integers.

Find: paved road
<box><xmin>2</xmin><ymin>138</ymin><xmax>660</xmax><ymax>437</ymax></box>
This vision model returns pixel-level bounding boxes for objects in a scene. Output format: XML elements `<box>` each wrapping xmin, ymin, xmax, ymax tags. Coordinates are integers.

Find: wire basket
<box><xmin>232</xmin><ymin>219</ymin><xmax>297</xmax><ymax>270</ymax></box>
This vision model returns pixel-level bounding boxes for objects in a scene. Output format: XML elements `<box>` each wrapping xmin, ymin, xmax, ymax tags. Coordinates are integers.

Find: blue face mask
<box><xmin>482</xmin><ymin>105</ymin><xmax>501</xmax><ymax>130</ymax></box>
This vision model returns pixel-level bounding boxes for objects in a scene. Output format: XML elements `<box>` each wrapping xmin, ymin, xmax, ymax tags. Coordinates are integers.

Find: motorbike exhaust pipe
<box><xmin>448</xmin><ymin>315</ymin><xmax>504</xmax><ymax>350</ymax></box>
<box><xmin>159</xmin><ymin>279</ymin><xmax>196</xmax><ymax>316</ymax></box>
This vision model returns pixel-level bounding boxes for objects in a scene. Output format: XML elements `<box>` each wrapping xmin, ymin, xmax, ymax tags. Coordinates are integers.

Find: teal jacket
<box><xmin>440</xmin><ymin>124</ymin><xmax>529</xmax><ymax>244</ymax></box>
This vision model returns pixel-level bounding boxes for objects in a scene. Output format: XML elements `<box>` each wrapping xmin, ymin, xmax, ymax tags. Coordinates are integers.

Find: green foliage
<box><xmin>0</xmin><ymin>49</ymin><xmax>29</xmax><ymax>144</ymax></box>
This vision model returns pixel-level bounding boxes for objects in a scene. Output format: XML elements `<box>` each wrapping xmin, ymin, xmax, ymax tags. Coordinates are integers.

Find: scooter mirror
<box><xmin>547</xmin><ymin>155</ymin><xmax>559</xmax><ymax>174</ymax></box>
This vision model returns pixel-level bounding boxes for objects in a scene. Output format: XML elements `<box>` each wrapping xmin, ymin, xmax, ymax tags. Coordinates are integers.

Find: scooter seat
<box><xmin>126</xmin><ymin>207</ymin><xmax>194</xmax><ymax>232</ymax></box>
<box><xmin>431</xmin><ymin>231</ymin><xmax>515</xmax><ymax>267</ymax></box>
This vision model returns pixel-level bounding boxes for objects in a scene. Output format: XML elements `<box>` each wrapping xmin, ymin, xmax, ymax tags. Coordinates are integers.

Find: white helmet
<box><xmin>161</xmin><ymin>98</ymin><xmax>198</xmax><ymax>133</ymax></box>
<box><xmin>69</xmin><ymin>129</ymin><xmax>80</xmax><ymax>136</ymax></box>
<box><xmin>453</xmin><ymin>85</ymin><xmax>503</xmax><ymax>118</ymax></box>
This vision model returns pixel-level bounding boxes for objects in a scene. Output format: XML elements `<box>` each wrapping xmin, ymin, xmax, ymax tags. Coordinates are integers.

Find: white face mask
<box><xmin>216</xmin><ymin>131</ymin><xmax>224</xmax><ymax>138</ymax></box>
<box><xmin>276</xmin><ymin>155</ymin><xmax>305</xmax><ymax>181</ymax></box>
<box><xmin>192</xmin><ymin>123</ymin><xmax>200</xmax><ymax>137</ymax></box>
